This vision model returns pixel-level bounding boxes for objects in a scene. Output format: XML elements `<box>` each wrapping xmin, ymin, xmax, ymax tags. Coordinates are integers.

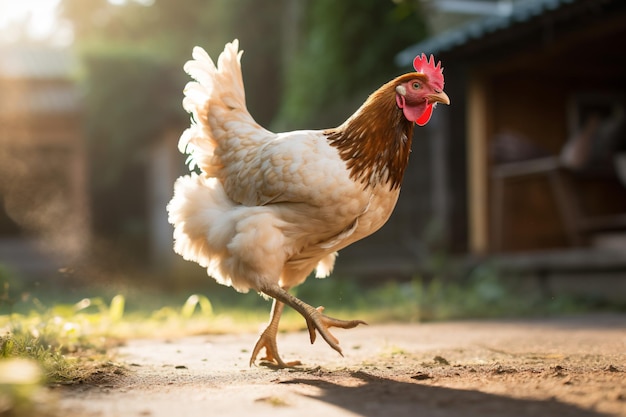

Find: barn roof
<box><xmin>396</xmin><ymin>0</ymin><xmax>618</xmax><ymax>67</ymax></box>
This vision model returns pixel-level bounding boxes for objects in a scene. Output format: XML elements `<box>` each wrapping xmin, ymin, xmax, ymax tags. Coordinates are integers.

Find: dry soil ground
<box><xmin>56</xmin><ymin>314</ymin><xmax>625</xmax><ymax>417</ymax></box>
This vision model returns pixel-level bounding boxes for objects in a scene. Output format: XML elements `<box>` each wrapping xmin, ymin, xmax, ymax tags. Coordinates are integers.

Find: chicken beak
<box><xmin>427</xmin><ymin>91</ymin><xmax>450</xmax><ymax>106</ymax></box>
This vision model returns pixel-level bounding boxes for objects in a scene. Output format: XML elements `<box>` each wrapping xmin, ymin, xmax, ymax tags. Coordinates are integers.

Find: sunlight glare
<box><xmin>0</xmin><ymin>0</ymin><xmax>72</xmax><ymax>45</ymax></box>
<box><xmin>108</xmin><ymin>0</ymin><xmax>155</xmax><ymax>5</ymax></box>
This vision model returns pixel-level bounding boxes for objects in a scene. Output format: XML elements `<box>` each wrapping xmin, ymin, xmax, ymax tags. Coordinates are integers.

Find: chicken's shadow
<box><xmin>281</xmin><ymin>370</ymin><xmax>607</xmax><ymax>417</ymax></box>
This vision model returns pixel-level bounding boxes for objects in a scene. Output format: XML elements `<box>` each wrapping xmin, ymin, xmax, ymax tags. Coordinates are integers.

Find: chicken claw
<box><xmin>305</xmin><ymin>306</ymin><xmax>366</xmax><ymax>349</ymax></box>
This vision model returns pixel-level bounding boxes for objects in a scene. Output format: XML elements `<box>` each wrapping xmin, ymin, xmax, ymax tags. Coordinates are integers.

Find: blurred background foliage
<box><xmin>55</xmin><ymin>0</ymin><xmax>428</xmax><ymax>260</ymax></box>
<box><xmin>274</xmin><ymin>0</ymin><xmax>427</xmax><ymax>129</ymax></box>
<box><xmin>81</xmin><ymin>51</ymin><xmax>180</xmax><ymax>187</ymax></box>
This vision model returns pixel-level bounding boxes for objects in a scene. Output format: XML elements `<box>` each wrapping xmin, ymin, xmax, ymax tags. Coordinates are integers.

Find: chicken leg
<box><xmin>249</xmin><ymin>297</ymin><xmax>301</xmax><ymax>367</ymax></box>
<box><xmin>250</xmin><ymin>283</ymin><xmax>366</xmax><ymax>367</ymax></box>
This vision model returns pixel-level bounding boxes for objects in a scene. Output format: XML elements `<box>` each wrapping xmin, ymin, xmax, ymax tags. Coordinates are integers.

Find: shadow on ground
<box><xmin>283</xmin><ymin>370</ymin><xmax>608</xmax><ymax>417</ymax></box>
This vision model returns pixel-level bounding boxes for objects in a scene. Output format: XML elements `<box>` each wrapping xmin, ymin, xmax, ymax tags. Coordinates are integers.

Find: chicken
<box><xmin>167</xmin><ymin>40</ymin><xmax>449</xmax><ymax>367</ymax></box>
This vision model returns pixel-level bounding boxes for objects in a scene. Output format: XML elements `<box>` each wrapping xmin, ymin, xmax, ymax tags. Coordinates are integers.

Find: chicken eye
<box><xmin>412</xmin><ymin>82</ymin><xmax>421</xmax><ymax>90</ymax></box>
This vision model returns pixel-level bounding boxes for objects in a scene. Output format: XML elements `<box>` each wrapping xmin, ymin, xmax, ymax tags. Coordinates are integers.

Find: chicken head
<box><xmin>395</xmin><ymin>53</ymin><xmax>450</xmax><ymax>126</ymax></box>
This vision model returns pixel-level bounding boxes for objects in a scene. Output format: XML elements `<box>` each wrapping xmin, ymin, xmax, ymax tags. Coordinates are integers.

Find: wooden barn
<box><xmin>0</xmin><ymin>45</ymin><xmax>88</xmax><ymax>278</ymax></box>
<box><xmin>392</xmin><ymin>0</ymin><xmax>626</xmax><ymax>279</ymax></box>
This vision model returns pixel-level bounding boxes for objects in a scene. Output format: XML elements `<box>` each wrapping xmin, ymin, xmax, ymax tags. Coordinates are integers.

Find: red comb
<box><xmin>413</xmin><ymin>53</ymin><xmax>444</xmax><ymax>89</ymax></box>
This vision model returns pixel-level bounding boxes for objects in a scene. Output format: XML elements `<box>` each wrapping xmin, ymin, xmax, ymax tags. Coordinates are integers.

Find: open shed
<box><xmin>397</xmin><ymin>0</ymin><xmax>626</xmax><ymax>269</ymax></box>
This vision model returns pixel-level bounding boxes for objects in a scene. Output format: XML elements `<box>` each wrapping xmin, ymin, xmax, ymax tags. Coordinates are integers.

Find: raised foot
<box><xmin>257</xmin><ymin>285</ymin><xmax>367</xmax><ymax>362</ymax></box>
<box><xmin>305</xmin><ymin>306</ymin><xmax>367</xmax><ymax>355</ymax></box>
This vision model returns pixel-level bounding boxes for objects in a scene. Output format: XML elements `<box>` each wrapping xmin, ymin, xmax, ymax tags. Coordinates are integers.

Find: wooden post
<box><xmin>467</xmin><ymin>73</ymin><xmax>489</xmax><ymax>255</ymax></box>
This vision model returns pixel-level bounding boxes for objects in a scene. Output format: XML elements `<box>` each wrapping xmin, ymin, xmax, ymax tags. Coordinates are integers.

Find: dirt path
<box><xmin>57</xmin><ymin>314</ymin><xmax>625</xmax><ymax>417</ymax></box>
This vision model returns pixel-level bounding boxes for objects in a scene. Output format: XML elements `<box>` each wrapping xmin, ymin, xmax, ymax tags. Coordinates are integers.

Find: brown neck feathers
<box><xmin>325</xmin><ymin>78</ymin><xmax>415</xmax><ymax>190</ymax></box>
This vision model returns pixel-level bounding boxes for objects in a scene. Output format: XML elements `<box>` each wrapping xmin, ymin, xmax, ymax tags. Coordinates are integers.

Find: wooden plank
<box><xmin>580</xmin><ymin>214</ymin><xmax>626</xmax><ymax>232</ymax></box>
<box><xmin>492</xmin><ymin>248</ymin><xmax>626</xmax><ymax>273</ymax></box>
<box><xmin>492</xmin><ymin>157</ymin><xmax>561</xmax><ymax>178</ymax></box>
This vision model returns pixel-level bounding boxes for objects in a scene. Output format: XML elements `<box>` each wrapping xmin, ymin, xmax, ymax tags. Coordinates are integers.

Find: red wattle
<box><xmin>397</xmin><ymin>94</ymin><xmax>435</xmax><ymax>126</ymax></box>
<box><xmin>415</xmin><ymin>104</ymin><xmax>433</xmax><ymax>126</ymax></box>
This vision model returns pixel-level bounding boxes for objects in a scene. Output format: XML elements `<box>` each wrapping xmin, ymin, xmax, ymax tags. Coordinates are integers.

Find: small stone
<box><xmin>411</xmin><ymin>372</ymin><xmax>432</xmax><ymax>380</ymax></box>
<box><xmin>434</xmin><ymin>355</ymin><xmax>450</xmax><ymax>365</ymax></box>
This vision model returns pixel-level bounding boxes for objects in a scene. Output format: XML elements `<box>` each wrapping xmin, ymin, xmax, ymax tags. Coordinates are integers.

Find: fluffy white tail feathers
<box><xmin>167</xmin><ymin>174</ymin><xmax>290</xmax><ymax>293</ymax></box>
<box><xmin>178</xmin><ymin>40</ymin><xmax>248</xmax><ymax>174</ymax></box>
<box><xmin>167</xmin><ymin>174</ymin><xmax>234</xmax><ymax>282</ymax></box>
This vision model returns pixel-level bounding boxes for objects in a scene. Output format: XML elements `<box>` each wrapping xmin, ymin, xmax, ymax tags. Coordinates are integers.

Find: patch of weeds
<box><xmin>384</xmin><ymin>345</ymin><xmax>408</xmax><ymax>357</ymax></box>
<box><xmin>0</xmin><ymin>281</ymin><xmax>135</xmax><ymax>416</ymax></box>
<box><xmin>0</xmin><ymin>300</ymin><xmax>126</xmax><ymax>384</ymax></box>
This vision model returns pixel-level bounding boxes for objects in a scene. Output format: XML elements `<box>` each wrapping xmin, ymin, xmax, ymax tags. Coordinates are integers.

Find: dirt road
<box><xmin>57</xmin><ymin>314</ymin><xmax>625</xmax><ymax>417</ymax></box>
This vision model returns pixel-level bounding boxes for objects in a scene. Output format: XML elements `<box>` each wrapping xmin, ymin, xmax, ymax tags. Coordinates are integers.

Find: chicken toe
<box><xmin>305</xmin><ymin>306</ymin><xmax>366</xmax><ymax>347</ymax></box>
<box><xmin>249</xmin><ymin>329</ymin><xmax>301</xmax><ymax>368</ymax></box>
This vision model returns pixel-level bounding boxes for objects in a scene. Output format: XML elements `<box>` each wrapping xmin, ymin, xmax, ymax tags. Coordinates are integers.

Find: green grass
<box><xmin>0</xmin><ymin>287</ymin><xmax>222</xmax><ymax>416</ymax></box>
